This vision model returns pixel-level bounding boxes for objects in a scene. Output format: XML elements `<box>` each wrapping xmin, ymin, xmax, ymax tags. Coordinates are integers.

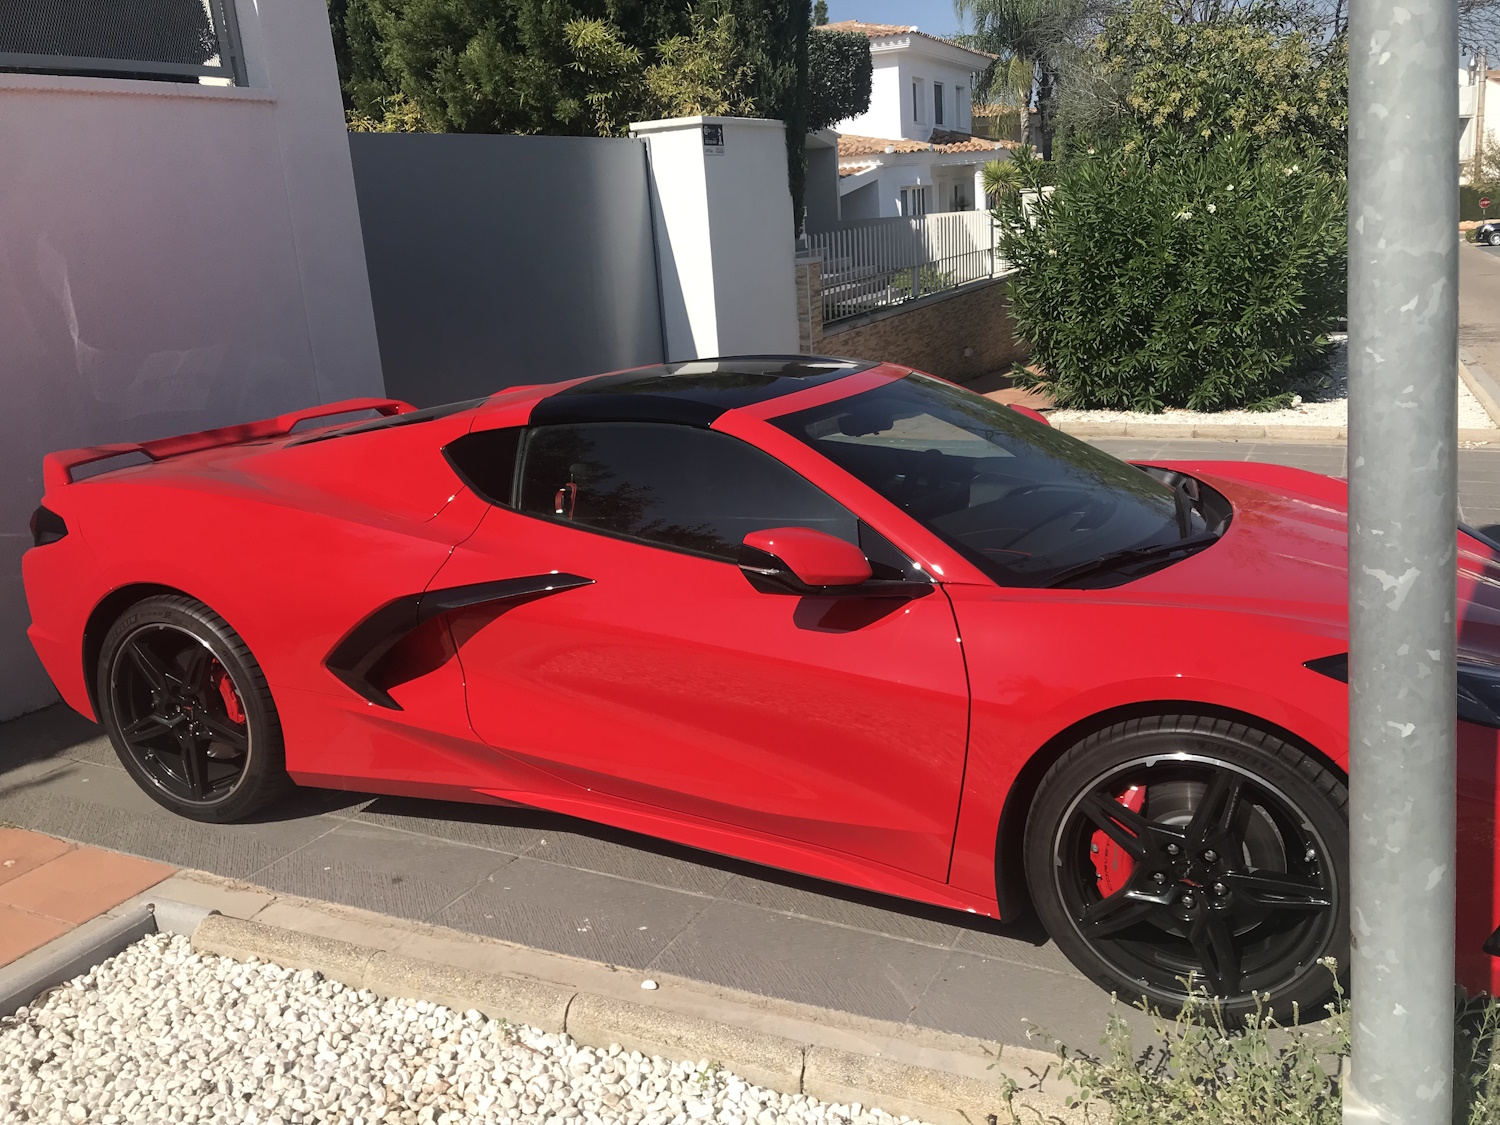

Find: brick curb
<box><xmin>189</xmin><ymin>911</ymin><xmax>1079</xmax><ymax>1125</ymax></box>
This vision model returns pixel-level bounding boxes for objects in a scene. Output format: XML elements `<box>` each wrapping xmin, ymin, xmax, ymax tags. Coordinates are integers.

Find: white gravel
<box><xmin>0</xmin><ymin>934</ymin><xmax>928</xmax><ymax>1125</ymax></box>
<box><xmin>1046</xmin><ymin>335</ymin><xmax>1498</xmax><ymax>430</ymax></box>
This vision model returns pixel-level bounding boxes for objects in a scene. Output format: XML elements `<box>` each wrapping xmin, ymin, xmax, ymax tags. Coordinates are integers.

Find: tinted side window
<box><xmin>445</xmin><ymin>428</ymin><xmax>522</xmax><ymax>506</ymax></box>
<box><xmin>517</xmin><ymin>422</ymin><xmax>858</xmax><ymax>561</ymax></box>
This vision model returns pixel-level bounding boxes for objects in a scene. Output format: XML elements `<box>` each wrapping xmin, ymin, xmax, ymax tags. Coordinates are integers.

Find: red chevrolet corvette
<box><xmin>22</xmin><ymin>357</ymin><xmax>1500</xmax><ymax>1016</ymax></box>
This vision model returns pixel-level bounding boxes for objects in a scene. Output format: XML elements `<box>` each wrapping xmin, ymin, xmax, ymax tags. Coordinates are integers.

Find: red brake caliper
<box><xmin>210</xmin><ymin>663</ymin><xmax>246</xmax><ymax>724</ymax></box>
<box><xmin>1091</xmin><ymin>784</ymin><xmax>1145</xmax><ymax>896</ymax></box>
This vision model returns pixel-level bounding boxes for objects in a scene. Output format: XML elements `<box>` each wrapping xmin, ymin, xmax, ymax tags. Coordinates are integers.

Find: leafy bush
<box><xmin>995</xmin><ymin>138</ymin><xmax>1346</xmax><ymax>412</ymax></box>
<box><xmin>996</xmin><ymin>968</ymin><xmax>1500</xmax><ymax>1125</ymax></box>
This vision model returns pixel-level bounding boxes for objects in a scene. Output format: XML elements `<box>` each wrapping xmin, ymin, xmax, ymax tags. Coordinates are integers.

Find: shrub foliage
<box><xmin>996</xmin><ymin>137</ymin><xmax>1346</xmax><ymax>412</ymax></box>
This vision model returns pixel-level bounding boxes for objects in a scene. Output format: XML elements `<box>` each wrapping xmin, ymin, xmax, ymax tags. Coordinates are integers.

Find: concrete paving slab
<box><xmin>0</xmin><ymin>846</ymin><xmax>173</xmax><ymax>924</ymax></box>
<box><xmin>249</xmin><ymin>818</ymin><xmax>518</xmax><ymax>922</ymax></box>
<box><xmin>105</xmin><ymin>800</ymin><xmax>340</xmax><ymax>881</ymax></box>
<box><xmin>348</xmin><ymin>794</ymin><xmax>550</xmax><ymax>854</ymax></box>
<box><xmin>436</xmin><ymin>855</ymin><xmax>713</xmax><ymax>969</ymax></box>
<box><xmin>523</xmin><ymin>825</ymin><xmax>740</xmax><ymax>898</ymax></box>
<box><xmin>714</xmin><ymin>872</ymin><xmax>967</xmax><ymax>949</ymax></box>
<box><xmin>0</xmin><ymin>826</ymin><xmax>72</xmax><ymax>886</ymax></box>
<box><xmin>645</xmin><ymin>899</ymin><xmax>952</xmax><ymax>1025</ymax></box>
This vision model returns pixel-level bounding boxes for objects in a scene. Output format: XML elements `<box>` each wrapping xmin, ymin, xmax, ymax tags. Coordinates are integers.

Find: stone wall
<box><xmin>810</xmin><ymin>275</ymin><xmax>1027</xmax><ymax>381</ymax></box>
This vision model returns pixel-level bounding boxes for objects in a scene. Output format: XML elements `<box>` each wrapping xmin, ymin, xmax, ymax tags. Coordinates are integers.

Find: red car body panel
<box><xmin>20</xmin><ymin>362</ymin><xmax>1500</xmax><ymax>994</ymax></box>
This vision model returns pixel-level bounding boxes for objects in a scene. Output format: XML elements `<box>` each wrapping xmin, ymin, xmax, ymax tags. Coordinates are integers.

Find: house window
<box><xmin>900</xmin><ymin>186</ymin><xmax>929</xmax><ymax>217</ymax></box>
<box><xmin>912</xmin><ymin>79</ymin><xmax>919</xmax><ymax>121</ymax></box>
<box><xmin>934</xmin><ymin>83</ymin><xmax>945</xmax><ymax>126</ymax></box>
<box><xmin>0</xmin><ymin>0</ymin><xmax>246</xmax><ymax>85</ymax></box>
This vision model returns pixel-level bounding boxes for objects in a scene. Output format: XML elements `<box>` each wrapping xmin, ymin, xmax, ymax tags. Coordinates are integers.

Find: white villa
<box><xmin>822</xmin><ymin>21</ymin><xmax>1014</xmax><ymax>221</ymax></box>
<box><xmin>1461</xmin><ymin>57</ymin><xmax>1500</xmax><ymax>183</ymax></box>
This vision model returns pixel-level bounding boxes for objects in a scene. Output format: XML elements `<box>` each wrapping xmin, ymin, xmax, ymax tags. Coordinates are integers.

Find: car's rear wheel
<box><xmin>1024</xmin><ymin>714</ymin><xmax>1348</xmax><ymax>1020</ymax></box>
<box><xmin>97</xmin><ymin>594</ymin><xmax>291</xmax><ymax>823</ymax></box>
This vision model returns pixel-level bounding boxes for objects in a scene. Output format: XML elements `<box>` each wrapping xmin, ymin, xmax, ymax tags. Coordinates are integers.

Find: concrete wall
<box><xmin>632</xmin><ymin>117</ymin><xmax>800</xmax><ymax>359</ymax></box>
<box><xmin>349</xmin><ymin>132</ymin><xmax>665</xmax><ymax>406</ymax></box>
<box><xmin>0</xmin><ymin>0</ymin><xmax>384</xmax><ymax>721</ymax></box>
<box><xmin>804</xmin><ymin>135</ymin><xmax>842</xmax><ymax>234</ymax></box>
<box><xmin>818</xmin><ymin>276</ymin><xmax>1025</xmax><ymax>381</ymax></box>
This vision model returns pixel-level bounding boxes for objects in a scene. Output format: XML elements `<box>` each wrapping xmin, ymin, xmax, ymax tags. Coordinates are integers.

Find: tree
<box><xmin>813</xmin><ymin>0</ymin><xmax>828</xmax><ymax>24</ymax></box>
<box><xmin>1082</xmin><ymin>0</ymin><xmax>1347</xmax><ymax>159</ymax></box>
<box><xmin>807</xmin><ymin>26</ymin><xmax>873</xmax><ymax>130</ymax></box>
<box><xmin>956</xmin><ymin>0</ymin><xmax>1107</xmax><ymax>155</ymax></box>
<box><xmin>329</xmin><ymin>0</ymin><xmax>871</xmax><ymax>229</ymax></box>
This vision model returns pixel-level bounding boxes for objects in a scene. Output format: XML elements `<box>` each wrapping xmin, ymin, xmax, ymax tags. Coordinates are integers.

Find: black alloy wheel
<box><xmin>1024</xmin><ymin>715</ymin><xmax>1348</xmax><ymax>1020</ymax></box>
<box><xmin>98</xmin><ymin>595</ymin><xmax>291</xmax><ymax>822</ymax></box>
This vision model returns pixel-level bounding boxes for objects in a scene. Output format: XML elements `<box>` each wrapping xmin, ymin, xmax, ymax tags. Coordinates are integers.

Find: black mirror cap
<box><xmin>29</xmin><ymin>505</ymin><xmax>68</xmax><ymax>547</ymax></box>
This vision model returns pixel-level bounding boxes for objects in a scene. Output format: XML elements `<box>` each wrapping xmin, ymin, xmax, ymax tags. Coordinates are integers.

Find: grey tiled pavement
<box><xmin>2</xmin><ymin>437</ymin><xmax>1497</xmax><ymax>1053</ymax></box>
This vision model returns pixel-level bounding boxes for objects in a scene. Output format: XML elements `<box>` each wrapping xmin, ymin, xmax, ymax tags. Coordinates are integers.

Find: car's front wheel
<box><xmin>97</xmin><ymin>594</ymin><xmax>291</xmax><ymax>823</ymax></box>
<box><xmin>1024</xmin><ymin>714</ymin><xmax>1348</xmax><ymax>1020</ymax></box>
<box><xmin>1489</xmin><ymin>230</ymin><xmax>1500</xmax><ymax>246</ymax></box>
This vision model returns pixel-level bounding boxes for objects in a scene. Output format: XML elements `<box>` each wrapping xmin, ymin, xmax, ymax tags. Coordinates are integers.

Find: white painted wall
<box><xmin>837</xmin><ymin>63</ymin><xmax>904</xmax><ymax>140</ymax></box>
<box><xmin>632</xmin><ymin>117</ymin><xmax>800</xmax><ymax>359</ymax></box>
<box><xmin>0</xmin><ymin>0</ymin><xmax>384</xmax><ymax>720</ymax></box>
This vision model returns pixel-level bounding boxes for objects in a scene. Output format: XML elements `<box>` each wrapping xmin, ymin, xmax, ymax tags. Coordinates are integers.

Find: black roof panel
<box><xmin>530</xmin><ymin>356</ymin><xmax>875</xmax><ymax>428</ymax></box>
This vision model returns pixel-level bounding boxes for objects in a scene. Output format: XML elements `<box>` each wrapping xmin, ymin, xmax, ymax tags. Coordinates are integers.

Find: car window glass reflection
<box><xmin>518</xmin><ymin>422</ymin><xmax>859</xmax><ymax>561</ymax></box>
<box><xmin>776</xmin><ymin>374</ymin><xmax>1201</xmax><ymax>587</ymax></box>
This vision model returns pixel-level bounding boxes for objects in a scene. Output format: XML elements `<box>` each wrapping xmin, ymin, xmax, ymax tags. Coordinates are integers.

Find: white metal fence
<box><xmin>809</xmin><ymin>210</ymin><xmax>1000</xmax><ymax>324</ymax></box>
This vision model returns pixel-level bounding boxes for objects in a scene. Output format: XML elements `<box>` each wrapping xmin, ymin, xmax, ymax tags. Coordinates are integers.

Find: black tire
<box><xmin>97</xmin><ymin>594</ymin><xmax>292</xmax><ymax>823</ymax></box>
<box><xmin>1023</xmin><ymin>714</ymin><xmax>1348</xmax><ymax>1020</ymax></box>
<box><xmin>1490</xmin><ymin>231</ymin><xmax>1500</xmax><ymax>246</ymax></box>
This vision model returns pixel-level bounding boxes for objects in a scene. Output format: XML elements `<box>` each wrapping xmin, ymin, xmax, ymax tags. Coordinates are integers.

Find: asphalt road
<box><xmin>1463</xmin><ymin>239</ymin><xmax>1500</xmax><ymax>391</ymax></box>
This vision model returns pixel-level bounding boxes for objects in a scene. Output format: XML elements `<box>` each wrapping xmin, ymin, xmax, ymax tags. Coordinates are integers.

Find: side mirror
<box><xmin>739</xmin><ymin>527</ymin><xmax>872</xmax><ymax>594</ymax></box>
<box><xmin>1007</xmin><ymin>403</ymin><xmax>1052</xmax><ymax>427</ymax></box>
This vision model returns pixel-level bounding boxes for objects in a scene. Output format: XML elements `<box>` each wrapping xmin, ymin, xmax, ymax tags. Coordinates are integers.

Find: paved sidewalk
<box><xmin>0</xmin><ymin>827</ymin><xmax>173</xmax><ymax>967</ymax></box>
<box><xmin>1</xmin><ymin>437</ymin><xmax>1495</xmax><ymax>1054</ymax></box>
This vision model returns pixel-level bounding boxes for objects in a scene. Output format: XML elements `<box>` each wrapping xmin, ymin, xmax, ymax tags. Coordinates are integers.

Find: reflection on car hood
<box><xmin>1119</xmin><ymin>461</ymin><xmax>1500</xmax><ymax>663</ymax></box>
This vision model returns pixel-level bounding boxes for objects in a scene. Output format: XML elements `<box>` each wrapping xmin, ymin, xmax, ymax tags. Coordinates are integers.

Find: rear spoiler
<box><xmin>42</xmin><ymin>397</ymin><xmax>415</xmax><ymax>491</ymax></box>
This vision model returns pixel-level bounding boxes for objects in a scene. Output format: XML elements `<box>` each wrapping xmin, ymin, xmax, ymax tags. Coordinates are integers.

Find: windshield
<box><xmin>772</xmin><ymin>373</ymin><xmax>1210</xmax><ymax>587</ymax></box>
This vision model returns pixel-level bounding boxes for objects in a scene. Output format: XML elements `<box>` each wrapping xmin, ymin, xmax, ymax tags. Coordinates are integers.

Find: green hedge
<box><xmin>996</xmin><ymin>137</ymin><xmax>1346</xmax><ymax>412</ymax></box>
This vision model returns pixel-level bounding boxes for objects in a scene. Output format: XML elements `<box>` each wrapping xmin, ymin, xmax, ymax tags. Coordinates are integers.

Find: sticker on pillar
<box><xmin>703</xmin><ymin>124</ymin><xmax>725</xmax><ymax>154</ymax></box>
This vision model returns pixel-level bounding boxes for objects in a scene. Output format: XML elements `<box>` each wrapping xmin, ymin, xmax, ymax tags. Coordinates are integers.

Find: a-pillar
<box><xmin>629</xmin><ymin>116</ymin><xmax>800</xmax><ymax>361</ymax></box>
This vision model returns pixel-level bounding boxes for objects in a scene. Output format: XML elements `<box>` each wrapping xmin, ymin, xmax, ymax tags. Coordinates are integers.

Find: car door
<box><xmin>432</xmin><ymin>419</ymin><xmax>971</xmax><ymax>881</ymax></box>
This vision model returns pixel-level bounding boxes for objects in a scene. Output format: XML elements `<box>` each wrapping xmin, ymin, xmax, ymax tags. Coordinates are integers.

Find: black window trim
<box><xmin>447</xmin><ymin>419</ymin><xmax>930</xmax><ymax>579</ymax></box>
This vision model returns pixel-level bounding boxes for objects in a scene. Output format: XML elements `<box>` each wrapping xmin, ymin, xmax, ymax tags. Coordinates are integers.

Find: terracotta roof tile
<box><xmin>818</xmin><ymin>20</ymin><xmax>997</xmax><ymax>59</ymax></box>
<box><xmin>837</xmin><ymin>132</ymin><xmax>1015</xmax><ymax>157</ymax></box>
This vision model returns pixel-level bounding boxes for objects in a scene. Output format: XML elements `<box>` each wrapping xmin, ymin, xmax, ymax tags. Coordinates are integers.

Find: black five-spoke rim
<box><xmin>110</xmin><ymin>625</ymin><xmax>250</xmax><ymax>804</ymax></box>
<box><xmin>1054</xmin><ymin>755</ymin><xmax>1337</xmax><ymax>1000</ymax></box>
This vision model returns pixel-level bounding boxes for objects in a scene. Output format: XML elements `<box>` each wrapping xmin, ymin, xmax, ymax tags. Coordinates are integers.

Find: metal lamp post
<box><xmin>1345</xmin><ymin>0</ymin><xmax>1460</xmax><ymax>1115</ymax></box>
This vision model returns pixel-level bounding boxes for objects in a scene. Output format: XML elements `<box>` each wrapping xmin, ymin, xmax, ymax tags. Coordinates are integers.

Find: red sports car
<box><xmin>22</xmin><ymin>357</ymin><xmax>1500</xmax><ymax>1017</ymax></box>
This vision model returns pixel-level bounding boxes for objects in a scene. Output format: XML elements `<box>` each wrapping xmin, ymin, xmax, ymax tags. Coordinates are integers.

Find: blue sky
<box><xmin>824</xmin><ymin>0</ymin><xmax>969</xmax><ymax>41</ymax></box>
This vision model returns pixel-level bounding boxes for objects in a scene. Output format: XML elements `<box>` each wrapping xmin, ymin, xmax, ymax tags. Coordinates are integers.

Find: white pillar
<box><xmin>629</xmin><ymin>116</ymin><xmax>799</xmax><ymax>360</ymax></box>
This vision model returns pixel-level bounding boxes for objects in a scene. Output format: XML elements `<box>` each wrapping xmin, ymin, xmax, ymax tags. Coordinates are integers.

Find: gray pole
<box><xmin>1344</xmin><ymin>0</ymin><xmax>1459</xmax><ymax>1114</ymax></box>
